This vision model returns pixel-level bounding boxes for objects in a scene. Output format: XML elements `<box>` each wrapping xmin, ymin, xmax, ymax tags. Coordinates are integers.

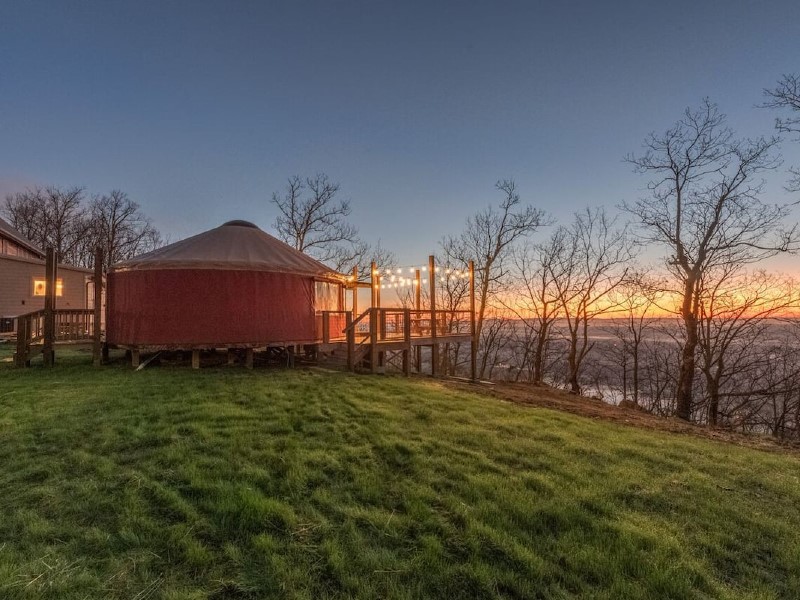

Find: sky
<box><xmin>1</xmin><ymin>0</ymin><xmax>799</xmax><ymax>270</ymax></box>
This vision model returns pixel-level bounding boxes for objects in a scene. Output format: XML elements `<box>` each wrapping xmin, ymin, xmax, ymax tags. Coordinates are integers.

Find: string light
<box><xmin>369</xmin><ymin>262</ymin><xmax>472</xmax><ymax>294</ymax></box>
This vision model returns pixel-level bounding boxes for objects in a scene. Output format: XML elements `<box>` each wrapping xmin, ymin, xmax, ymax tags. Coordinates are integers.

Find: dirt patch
<box><xmin>443</xmin><ymin>379</ymin><xmax>800</xmax><ymax>455</ymax></box>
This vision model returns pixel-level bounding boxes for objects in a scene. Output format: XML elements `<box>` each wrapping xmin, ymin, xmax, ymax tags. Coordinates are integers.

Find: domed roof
<box><xmin>112</xmin><ymin>221</ymin><xmax>343</xmax><ymax>279</ymax></box>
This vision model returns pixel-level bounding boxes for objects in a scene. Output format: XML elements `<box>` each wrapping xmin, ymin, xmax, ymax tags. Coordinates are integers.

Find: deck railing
<box><xmin>320</xmin><ymin>307</ymin><xmax>474</xmax><ymax>374</ymax></box>
<box><xmin>14</xmin><ymin>308</ymin><xmax>97</xmax><ymax>367</ymax></box>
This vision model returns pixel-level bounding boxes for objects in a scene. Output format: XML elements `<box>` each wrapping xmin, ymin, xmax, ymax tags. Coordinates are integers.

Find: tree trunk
<box><xmin>707</xmin><ymin>378</ymin><xmax>720</xmax><ymax>426</ymax></box>
<box><xmin>632</xmin><ymin>339</ymin><xmax>640</xmax><ymax>406</ymax></box>
<box><xmin>532</xmin><ymin>321</ymin><xmax>548</xmax><ymax>385</ymax></box>
<box><xmin>677</xmin><ymin>319</ymin><xmax>697</xmax><ymax>420</ymax></box>
<box><xmin>567</xmin><ymin>329</ymin><xmax>580</xmax><ymax>394</ymax></box>
<box><xmin>676</xmin><ymin>275</ymin><xmax>699</xmax><ymax>421</ymax></box>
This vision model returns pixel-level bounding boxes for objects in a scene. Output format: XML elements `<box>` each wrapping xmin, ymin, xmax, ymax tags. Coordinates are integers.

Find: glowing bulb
<box><xmin>396</xmin><ymin>268</ymin><xmax>402</xmax><ymax>274</ymax></box>
<box><xmin>422</xmin><ymin>266</ymin><xmax>427</xmax><ymax>271</ymax></box>
<box><xmin>445</xmin><ymin>268</ymin><xmax>451</xmax><ymax>274</ymax></box>
<box><xmin>435</xmin><ymin>267</ymin><xmax>440</xmax><ymax>272</ymax></box>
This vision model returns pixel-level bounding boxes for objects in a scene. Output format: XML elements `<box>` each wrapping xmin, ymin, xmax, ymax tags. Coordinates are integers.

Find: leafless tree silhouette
<box><xmin>625</xmin><ymin>99</ymin><xmax>797</xmax><ymax>420</ymax></box>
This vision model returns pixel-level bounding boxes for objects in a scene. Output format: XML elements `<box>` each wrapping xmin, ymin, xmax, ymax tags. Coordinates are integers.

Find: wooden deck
<box><xmin>317</xmin><ymin>308</ymin><xmax>474</xmax><ymax>377</ymax></box>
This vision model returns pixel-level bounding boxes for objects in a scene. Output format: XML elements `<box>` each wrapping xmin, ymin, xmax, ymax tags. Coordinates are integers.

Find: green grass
<box><xmin>1</xmin><ymin>345</ymin><xmax>799</xmax><ymax>599</ymax></box>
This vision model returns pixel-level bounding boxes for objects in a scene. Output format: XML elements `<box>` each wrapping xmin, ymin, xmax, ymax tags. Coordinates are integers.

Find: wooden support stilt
<box><xmin>131</xmin><ymin>349</ymin><xmax>140</xmax><ymax>368</ymax></box>
<box><xmin>192</xmin><ymin>350</ymin><xmax>200</xmax><ymax>369</ymax></box>
<box><xmin>245</xmin><ymin>348</ymin><xmax>254</xmax><ymax>369</ymax></box>
<box><xmin>227</xmin><ymin>348</ymin><xmax>235</xmax><ymax>365</ymax></box>
<box><xmin>93</xmin><ymin>247</ymin><xmax>103</xmax><ymax>367</ymax></box>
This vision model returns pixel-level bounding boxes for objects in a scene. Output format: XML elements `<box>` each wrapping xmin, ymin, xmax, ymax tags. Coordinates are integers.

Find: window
<box><xmin>315</xmin><ymin>281</ymin><xmax>341</xmax><ymax>312</ymax></box>
<box><xmin>32</xmin><ymin>278</ymin><xmax>63</xmax><ymax>297</ymax></box>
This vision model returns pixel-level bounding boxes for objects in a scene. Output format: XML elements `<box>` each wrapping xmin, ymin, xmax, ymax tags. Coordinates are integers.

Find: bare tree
<box><xmin>88</xmin><ymin>190</ymin><xmax>162</xmax><ymax>270</ymax></box>
<box><xmin>625</xmin><ymin>99</ymin><xmax>797</xmax><ymax>420</ymax></box>
<box><xmin>508</xmin><ymin>236</ymin><xmax>563</xmax><ymax>384</ymax></box>
<box><xmin>603</xmin><ymin>271</ymin><xmax>665</xmax><ymax>407</ymax></box>
<box><xmin>763</xmin><ymin>73</ymin><xmax>800</xmax><ymax>190</ymax></box>
<box><xmin>696</xmin><ymin>268</ymin><xmax>800</xmax><ymax>426</ymax></box>
<box><xmin>3</xmin><ymin>186</ymin><xmax>89</xmax><ymax>264</ymax></box>
<box><xmin>549</xmin><ymin>207</ymin><xmax>633</xmax><ymax>394</ymax></box>
<box><xmin>272</xmin><ymin>174</ymin><xmax>362</xmax><ymax>271</ymax></box>
<box><xmin>443</xmin><ymin>180</ymin><xmax>548</xmax><ymax>378</ymax></box>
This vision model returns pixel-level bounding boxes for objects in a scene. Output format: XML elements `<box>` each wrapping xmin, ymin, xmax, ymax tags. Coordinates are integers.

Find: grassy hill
<box><xmin>1</xmin><ymin>347</ymin><xmax>799</xmax><ymax>599</ymax></box>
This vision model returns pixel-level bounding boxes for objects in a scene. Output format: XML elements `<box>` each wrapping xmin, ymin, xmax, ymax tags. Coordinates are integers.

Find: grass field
<box><xmin>1</xmin><ymin>345</ymin><xmax>799</xmax><ymax>599</ymax></box>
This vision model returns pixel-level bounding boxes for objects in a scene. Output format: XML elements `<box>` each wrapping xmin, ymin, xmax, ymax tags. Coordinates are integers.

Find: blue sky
<box><xmin>1</xmin><ymin>0</ymin><xmax>799</xmax><ymax>268</ymax></box>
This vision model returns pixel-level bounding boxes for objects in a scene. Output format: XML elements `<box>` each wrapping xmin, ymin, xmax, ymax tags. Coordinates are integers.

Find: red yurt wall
<box><xmin>106</xmin><ymin>269</ymin><xmax>317</xmax><ymax>347</ymax></box>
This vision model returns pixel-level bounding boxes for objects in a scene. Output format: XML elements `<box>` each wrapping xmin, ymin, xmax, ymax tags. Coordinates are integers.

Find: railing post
<box><xmin>369</xmin><ymin>307</ymin><xmax>378</xmax><ymax>374</ymax></box>
<box><xmin>352</xmin><ymin>266</ymin><xmax>359</xmax><ymax>318</ymax></box>
<box><xmin>403</xmin><ymin>308</ymin><xmax>411</xmax><ymax>376</ymax></box>
<box><xmin>322</xmin><ymin>311</ymin><xmax>330</xmax><ymax>344</ymax></box>
<box><xmin>14</xmin><ymin>315</ymin><xmax>27</xmax><ymax>367</ymax></box>
<box><xmin>346</xmin><ymin>312</ymin><xmax>354</xmax><ymax>371</ymax></box>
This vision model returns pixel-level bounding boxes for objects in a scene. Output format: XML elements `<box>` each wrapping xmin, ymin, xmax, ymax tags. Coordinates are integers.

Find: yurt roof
<box><xmin>112</xmin><ymin>220</ymin><xmax>343</xmax><ymax>279</ymax></box>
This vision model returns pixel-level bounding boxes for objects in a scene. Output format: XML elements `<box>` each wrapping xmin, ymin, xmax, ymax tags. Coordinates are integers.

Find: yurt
<box><xmin>106</xmin><ymin>220</ymin><xmax>345</xmax><ymax>349</ymax></box>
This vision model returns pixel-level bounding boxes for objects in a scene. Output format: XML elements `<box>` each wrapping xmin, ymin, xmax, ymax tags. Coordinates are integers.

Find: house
<box><xmin>0</xmin><ymin>217</ymin><xmax>93</xmax><ymax>333</ymax></box>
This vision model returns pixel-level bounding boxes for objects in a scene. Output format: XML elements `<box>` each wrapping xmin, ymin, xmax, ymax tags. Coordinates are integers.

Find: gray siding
<box><xmin>0</xmin><ymin>255</ymin><xmax>90</xmax><ymax>319</ymax></box>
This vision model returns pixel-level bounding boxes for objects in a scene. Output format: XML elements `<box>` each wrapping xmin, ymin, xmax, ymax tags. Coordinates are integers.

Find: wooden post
<box><xmin>370</xmin><ymin>261</ymin><xmax>377</xmax><ymax>308</ymax></box>
<box><xmin>192</xmin><ymin>349</ymin><xmax>200</xmax><ymax>369</ymax></box>
<box><xmin>93</xmin><ymin>247</ymin><xmax>103</xmax><ymax>366</ymax></box>
<box><xmin>245</xmin><ymin>348</ymin><xmax>254</xmax><ymax>369</ymax></box>
<box><xmin>322</xmin><ymin>311</ymin><xmax>330</xmax><ymax>344</ymax></box>
<box><xmin>403</xmin><ymin>308</ymin><xmax>411</xmax><ymax>376</ymax></box>
<box><xmin>369</xmin><ymin>307</ymin><xmax>378</xmax><ymax>374</ymax></box>
<box><xmin>376</xmin><ymin>275</ymin><xmax>381</xmax><ymax>309</ymax></box>
<box><xmin>346</xmin><ymin>312</ymin><xmax>354</xmax><ymax>371</ymax></box>
<box><xmin>429</xmin><ymin>255</ymin><xmax>438</xmax><ymax>376</ymax></box>
<box><xmin>227</xmin><ymin>348</ymin><xmax>235</xmax><ymax>365</ymax></box>
<box><xmin>352</xmin><ymin>266</ymin><xmax>359</xmax><ymax>317</ymax></box>
<box><xmin>415</xmin><ymin>269</ymin><xmax>421</xmax><ymax>372</ymax></box>
<box><xmin>43</xmin><ymin>247</ymin><xmax>57</xmax><ymax>367</ymax></box>
<box><xmin>469</xmin><ymin>259</ymin><xmax>477</xmax><ymax>382</ymax></box>
<box><xmin>15</xmin><ymin>315</ymin><xmax>28</xmax><ymax>367</ymax></box>
<box><xmin>131</xmin><ymin>349</ymin><xmax>140</xmax><ymax>368</ymax></box>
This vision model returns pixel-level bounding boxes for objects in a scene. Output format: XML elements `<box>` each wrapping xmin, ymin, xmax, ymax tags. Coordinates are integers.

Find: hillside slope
<box><xmin>1</xmin><ymin>353</ymin><xmax>799</xmax><ymax>599</ymax></box>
